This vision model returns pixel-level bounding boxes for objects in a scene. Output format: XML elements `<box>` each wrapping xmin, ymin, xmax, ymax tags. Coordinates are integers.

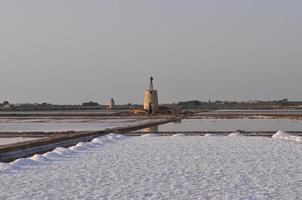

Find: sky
<box><xmin>0</xmin><ymin>0</ymin><xmax>301</xmax><ymax>104</ymax></box>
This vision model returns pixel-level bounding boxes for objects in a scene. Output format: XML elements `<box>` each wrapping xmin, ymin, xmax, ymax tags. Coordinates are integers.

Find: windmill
<box><xmin>143</xmin><ymin>76</ymin><xmax>159</xmax><ymax>114</ymax></box>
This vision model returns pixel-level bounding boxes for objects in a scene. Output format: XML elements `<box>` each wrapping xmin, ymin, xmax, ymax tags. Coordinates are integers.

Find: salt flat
<box><xmin>0</xmin><ymin>134</ymin><xmax>301</xmax><ymax>200</ymax></box>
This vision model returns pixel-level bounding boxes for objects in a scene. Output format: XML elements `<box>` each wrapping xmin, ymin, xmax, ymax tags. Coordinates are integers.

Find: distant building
<box><xmin>143</xmin><ymin>77</ymin><xmax>159</xmax><ymax>114</ymax></box>
<box><xmin>82</xmin><ymin>101</ymin><xmax>99</xmax><ymax>107</ymax></box>
<box><xmin>108</xmin><ymin>98</ymin><xmax>115</xmax><ymax>110</ymax></box>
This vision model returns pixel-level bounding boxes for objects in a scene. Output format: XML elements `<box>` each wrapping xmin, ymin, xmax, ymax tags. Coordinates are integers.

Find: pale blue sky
<box><xmin>0</xmin><ymin>0</ymin><xmax>301</xmax><ymax>104</ymax></box>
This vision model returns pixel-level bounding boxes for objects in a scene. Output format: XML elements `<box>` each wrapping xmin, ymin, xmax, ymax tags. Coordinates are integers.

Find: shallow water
<box><xmin>159</xmin><ymin>118</ymin><xmax>302</xmax><ymax>132</ymax></box>
<box><xmin>0</xmin><ymin>119</ymin><xmax>156</xmax><ymax>132</ymax></box>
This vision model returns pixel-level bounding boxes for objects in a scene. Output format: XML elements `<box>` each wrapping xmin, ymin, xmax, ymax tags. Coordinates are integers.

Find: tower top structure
<box><xmin>149</xmin><ymin>76</ymin><xmax>154</xmax><ymax>91</ymax></box>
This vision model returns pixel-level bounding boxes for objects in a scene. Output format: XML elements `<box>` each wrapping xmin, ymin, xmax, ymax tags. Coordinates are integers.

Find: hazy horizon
<box><xmin>1</xmin><ymin>1</ymin><xmax>301</xmax><ymax>104</ymax></box>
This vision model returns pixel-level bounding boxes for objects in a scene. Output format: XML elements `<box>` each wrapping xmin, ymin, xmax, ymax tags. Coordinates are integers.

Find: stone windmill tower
<box><xmin>143</xmin><ymin>76</ymin><xmax>159</xmax><ymax>114</ymax></box>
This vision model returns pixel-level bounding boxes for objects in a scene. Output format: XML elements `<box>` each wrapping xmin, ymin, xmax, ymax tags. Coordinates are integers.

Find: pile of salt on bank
<box><xmin>228</xmin><ymin>132</ymin><xmax>243</xmax><ymax>137</ymax></box>
<box><xmin>272</xmin><ymin>130</ymin><xmax>302</xmax><ymax>143</ymax></box>
<box><xmin>172</xmin><ymin>133</ymin><xmax>185</xmax><ymax>137</ymax></box>
<box><xmin>31</xmin><ymin>154</ymin><xmax>51</xmax><ymax>163</ymax></box>
<box><xmin>141</xmin><ymin>134</ymin><xmax>159</xmax><ymax>137</ymax></box>
<box><xmin>0</xmin><ymin>134</ymin><xmax>128</xmax><ymax>172</ymax></box>
<box><xmin>204</xmin><ymin>134</ymin><xmax>221</xmax><ymax>137</ymax></box>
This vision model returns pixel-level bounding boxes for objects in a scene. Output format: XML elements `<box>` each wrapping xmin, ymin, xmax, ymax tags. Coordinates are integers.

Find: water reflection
<box><xmin>142</xmin><ymin>126</ymin><xmax>159</xmax><ymax>133</ymax></box>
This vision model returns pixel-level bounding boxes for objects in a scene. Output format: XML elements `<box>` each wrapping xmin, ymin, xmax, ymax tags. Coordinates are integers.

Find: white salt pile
<box><xmin>69</xmin><ymin>143</ymin><xmax>91</xmax><ymax>151</ymax></box>
<box><xmin>228</xmin><ymin>132</ymin><xmax>243</xmax><ymax>137</ymax></box>
<box><xmin>1</xmin><ymin>158</ymin><xmax>38</xmax><ymax>172</ymax></box>
<box><xmin>204</xmin><ymin>134</ymin><xmax>220</xmax><ymax>137</ymax></box>
<box><xmin>272</xmin><ymin>130</ymin><xmax>290</xmax><ymax>139</ymax></box>
<box><xmin>43</xmin><ymin>152</ymin><xmax>65</xmax><ymax>160</ymax></box>
<box><xmin>95</xmin><ymin>137</ymin><xmax>114</xmax><ymax>144</ymax></box>
<box><xmin>107</xmin><ymin>133</ymin><xmax>126</xmax><ymax>139</ymax></box>
<box><xmin>116</xmin><ymin>135</ymin><xmax>128</xmax><ymax>140</ymax></box>
<box><xmin>272</xmin><ymin>130</ymin><xmax>302</xmax><ymax>143</ymax></box>
<box><xmin>107</xmin><ymin>135</ymin><xmax>121</xmax><ymax>141</ymax></box>
<box><xmin>10</xmin><ymin>158</ymin><xmax>39</xmax><ymax>168</ymax></box>
<box><xmin>30</xmin><ymin>154</ymin><xmax>51</xmax><ymax>163</ymax></box>
<box><xmin>53</xmin><ymin>147</ymin><xmax>77</xmax><ymax>156</ymax></box>
<box><xmin>0</xmin><ymin>134</ymin><xmax>128</xmax><ymax>173</ymax></box>
<box><xmin>8</xmin><ymin>143</ymin><xmax>94</xmax><ymax>171</ymax></box>
<box><xmin>172</xmin><ymin>133</ymin><xmax>185</xmax><ymax>137</ymax></box>
<box><xmin>101</xmin><ymin>138</ymin><xmax>114</xmax><ymax>143</ymax></box>
<box><xmin>141</xmin><ymin>134</ymin><xmax>159</xmax><ymax>137</ymax></box>
<box><xmin>91</xmin><ymin>137</ymin><xmax>103</xmax><ymax>143</ymax></box>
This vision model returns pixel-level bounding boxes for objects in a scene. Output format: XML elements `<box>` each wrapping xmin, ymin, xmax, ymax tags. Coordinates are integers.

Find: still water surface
<box><xmin>0</xmin><ymin>118</ymin><xmax>155</xmax><ymax>132</ymax></box>
<box><xmin>1</xmin><ymin>118</ymin><xmax>302</xmax><ymax>132</ymax></box>
<box><xmin>159</xmin><ymin>118</ymin><xmax>302</xmax><ymax>132</ymax></box>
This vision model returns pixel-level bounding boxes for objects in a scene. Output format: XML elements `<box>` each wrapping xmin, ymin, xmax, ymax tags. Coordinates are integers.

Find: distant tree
<box><xmin>2</xmin><ymin>101</ymin><xmax>9</xmax><ymax>106</ymax></box>
<box><xmin>280</xmin><ymin>98</ymin><xmax>289</xmax><ymax>105</ymax></box>
<box><xmin>178</xmin><ymin>100</ymin><xmax>201</xmax><ymax>108</ymax></box>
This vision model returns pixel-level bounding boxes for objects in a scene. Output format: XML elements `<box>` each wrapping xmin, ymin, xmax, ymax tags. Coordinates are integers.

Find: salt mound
<box><xmin>30</xmin><ymin>154</ymin><xmax>51</xmax><ymax>163</ymax></box>
<box><xmin>10</xmin><ymin>158</ymin><xmax>38</xmax><ymax>168</ymax></box>
<box><xmin>272</xmin><ymin>130</ymin><xmax>290</xmax><ymax>139</ymax></box>
<box><xmin>106</xmin><ymin>133</ymin><xmax>120</xmax><ymax>139</ymax></box>
<box><xmin>77</xmin><ymin>142</ymin><xmax>98</xmax><ymax>148</ymax></box>
<box><xmin>107</xmin><ymin>135</ymin><xmax>119</xmax><ymax>141</ymax></box>
<box><xmin>69</xmin><ymin>146</ymin><xmax>83</xmax><ymax>151</ymax></box>
<box><xmin>76</xmin><ymin>142</ymin><xmax>86</xmax><ymax>147</ymax></box>
<box><xmin>91</xmin><ymin>137</ymin><xmax>103</xmax><ymax>143</ymax></box>
<box><xmin>43</xmin><ymin>152</ymin><xmax>64</xmax><ymax>160</ymax></box>
<box><xmin>89</xmin><ymin>140</ymin><xmax>103</xmax><ymax>147</ymax></box>
<box><xmin>228</xmin><ymin>132</ymin><xmax>243</xmax><ymax>137</ymax></box>
<box><xmin>141</xmin><ymin>134</ymin><xmax>158</xmax><ymax>137</ymax></box>
<box><xmin>101</xmin><ymin>138</ymin><xmax>114</xmax><ymax>143</ymax></box>
<box><xmin>92</xmin><ymin>135</ymin><xmax>125</xmax><ymax>144</ymax></box>
<box><xmin>272</xmin><ymin>130</ymin><xmax>302</xmax><ymax>143</ymax></box>
<box><xmin>290</xmin><ymin>135</ymin><xmax>302</xmax><ymax>143</ymax></box>
<box><xmin>116</xmin><ymin>135</ymin><xmax>128</xmax><ymax>140</ymax></box>
<box><xmin>204</xmin><ymin>134</ymin><xmax>219</xmax><ymax>137</ymax></box>
<box><xmin>106</xmin><ymin>134</ymin><xmax>126</xmax><ymax>141</ymax></box>
<box><xmin>172</xmin><ymin>133</ymin><xmax>185</xmax><ymax>137</ymax></box>
<box><xmin>69</xmin><ymin>142</ymin><xmax>96</xmax><ymax>151</ymax></box>
<box><xmin>87</xmin><ymin>142</ymin><xmax>100</xmax><ymax>148</ymax></box>
<box><xmin>53</xmin><ymin>147</ymin><xmax>76</xmax><ymax>156</ymax></box>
